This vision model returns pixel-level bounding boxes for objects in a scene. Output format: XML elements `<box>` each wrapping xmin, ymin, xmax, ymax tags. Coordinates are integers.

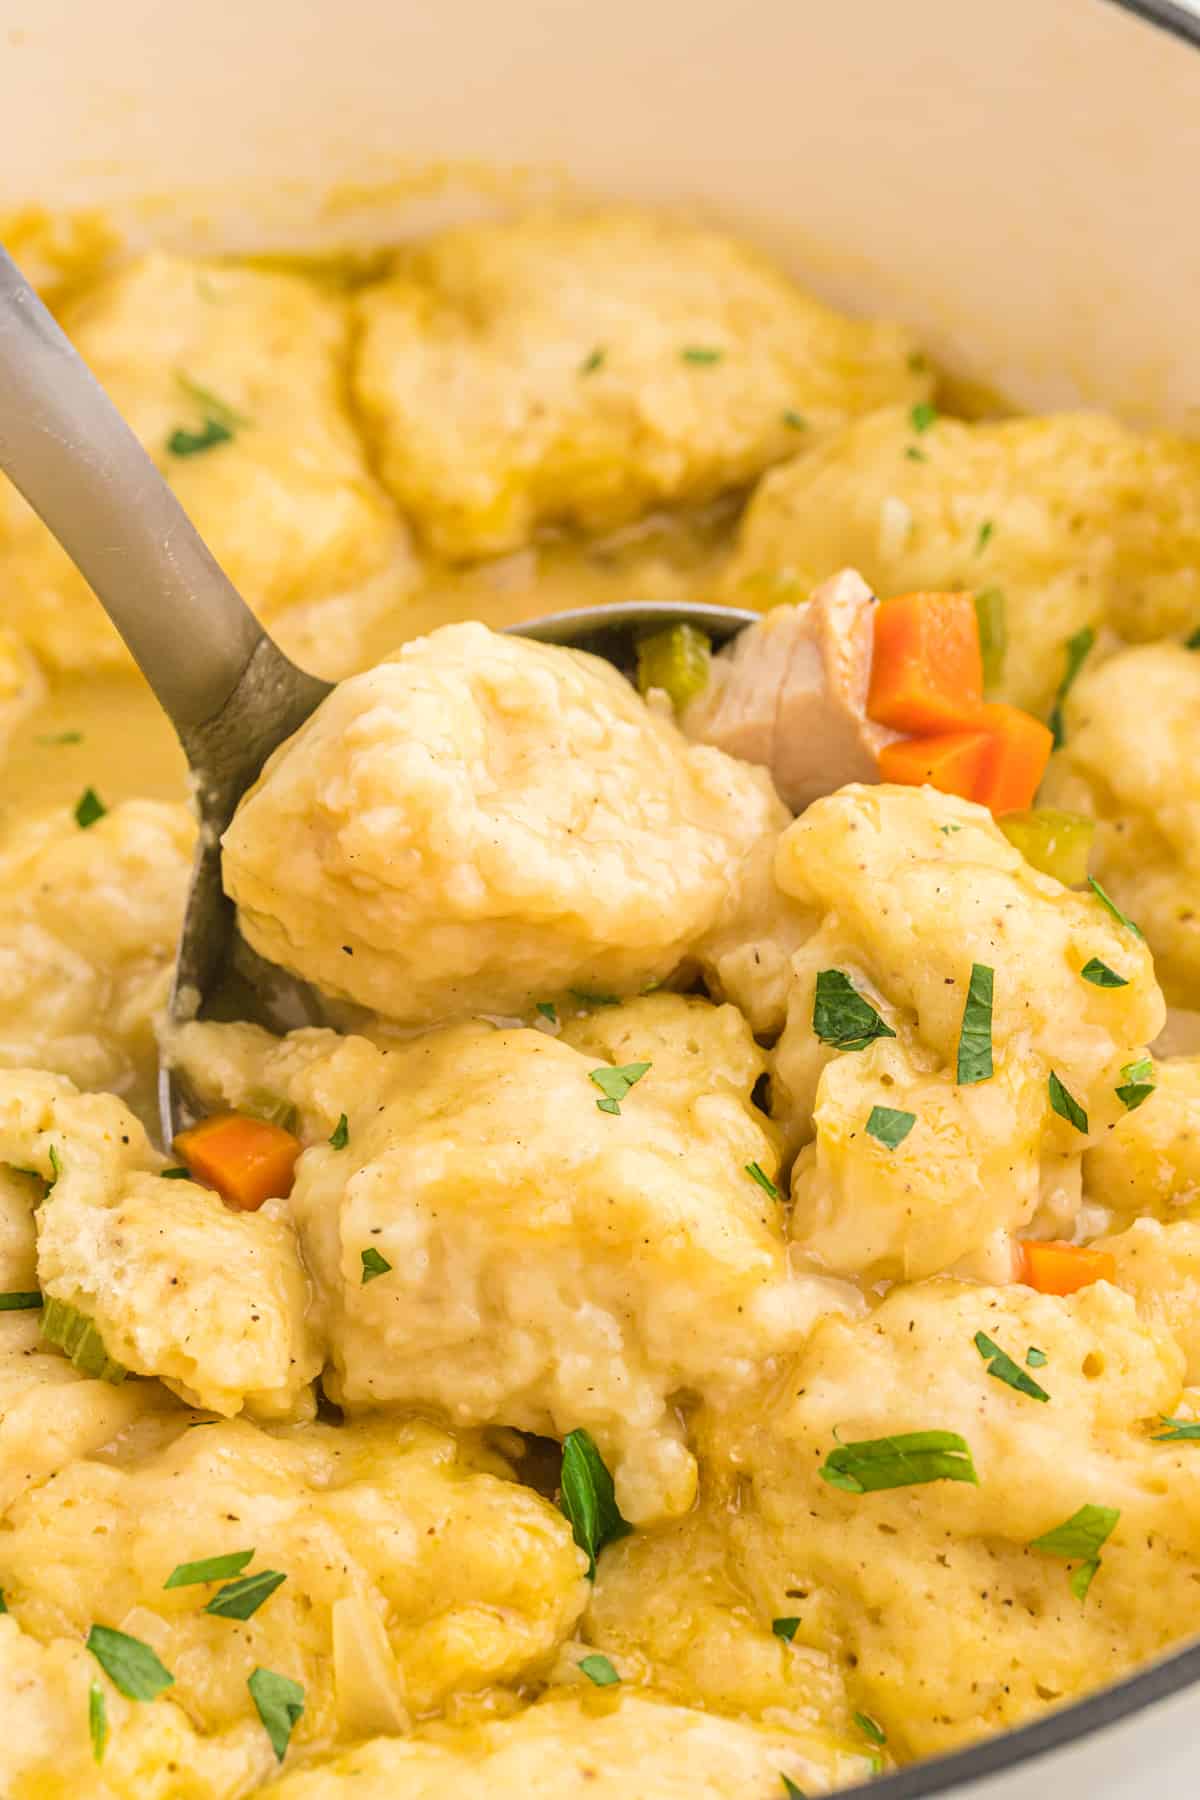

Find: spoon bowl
<box><xmin>0</xmin><ymin>245</ymin><xmax>756</xmax><ymax>1145</ymax></box>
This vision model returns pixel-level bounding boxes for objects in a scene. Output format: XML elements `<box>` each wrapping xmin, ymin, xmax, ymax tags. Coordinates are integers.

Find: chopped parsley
<box><xmin>73</xmin><ymin>787</ymin><xmax>107</xmax><ymax>829</ymax></box>
<box><xmin>854</xmin><ymin>1712</ymin><xmax>887</xmax><ymax>1748</ymax></box>
<box><xmin>1087</xmin><ymin>876</ymin><xmax>1143</xmax><ymax>939</ymax></box>
<box><xmin>955</xmin><ymin>963</ymin><xmax>994</xmax><ymax>1085</ymax></box>
<box><xmin>1048</xmin><ymin>1070</ymin><xmax>1088</xmax><ymax>1135</ymax></box>
<box><xmin>160</xmin><ymin>1166</ymin><xmax>191</xmax><ymax>1179</ymax></box>
<box><xmin>940</xmin><ymin>823</ymin><xmax>962</xmax><ymax>835</ymax></box>
<box><xmin>1186</xmin><ymin>626</ymin><xmax>1200</xmax><ymax>650</ymax></box>
<box><xmin>328</xmin><ymin>1114</ymin><xmax>349</xmax><ymax>1150</ymax></box>
<box><xmin>1028</xmin><ymin>1503</ymin><xmax>1119</xmax><ymax>1601</ymax></box>
<box><xmin>1048</xmin><ymin>626</ymin><xmax>1096</xmax><ymax>748</ymax></box>
<box><xmin>745</xmin><ymin>1160</ymin><xmax>782</xmax><ymax>1200</ymax></box>
<box><xmin>904</xmin><ymin>445</ymin><xmax>927</xmax><ymax>462</ymax></box>
<box><xmin>0</xmin><ymin>1291</ymin><xmax>41</xmax><ymax>1311</ymax></box>
<box><xmin>910</xmin><ymin>401</ymin><xmax>937</xmax><ymax>434</ymax></box>
<box><xmin>86</xmin><ymin>1625</ymin><xmax>174</xmax><ymax>1701</ymax></box>
<box><xmin>865</xmin><ymin>1105</ymin><xmax>916</xmax><ymax>1150</ymax></box>
<box><xmin>570</xmin><ymin>989</ymin><xmax>620</xmax><ymax>1008</ymax></box>
<box><xmin>536</xmin><ymin>1002</ymin><xmax>558</xmax><ymax>1024</ymax></box>
<box><xmin>360</xmin><ymin>1247</ymin><xmax>392</xmax><ymax>1284</ymax></box>
<box><xmin>1026</xmin><ymin>1347</ymin><xmax>1048</xmax><ymax>1369</ymax></box>
<box><xmin>780</xmin><ymin>1777</ymin><xmax>807</xmax><ymax>1799</ymax></box>
<box><xmin>974</xmin><ymin>520</ymin><xmax>994</xmax><ymax>555</ymax></box>
<box><xmin>812</xmin><ymin>970</ymin><xmax>896</xmax><ymax>1053</ymax></box>
<box><xmin>164</xmin><ymin>1549</ymin><xmax>254</xmax><ymax>1589</ymax></box>
<box><xmin>579</xmin><ymin>1653</ymin><xmax>620</xmax><ymax>1687</ymax></box>
<box><xmin>680</xmin><ymin>346</ymin><xmax>723</xmax><ymax>364</ymax></box>
<box><xmin>167</xmin><ymin>417</ymin><xmax>232</xmax><ymax>457</ymax></box>
<box><xmin>0</xmin><ymin>1591</ymin><xmax>6</xmax><ymax>1612</ymax></box>
<box><xmin>580</xmin><ymin>346</ymin><xmax>606</xmax><ymax>375</ymax></box>
<box><xmin>248</xmin><ymin>1667</ymin><xmax>305</xmax><ymax>1762</ymax></box>
<box><xmin>1080</xmin><ymin>958</ymin><xmax>1127</xmax><ymax>988</ymax></box>
<box><xmin>1154</xmin><ymin>1416</ymin><xmax>1200</xmax><ymax>1441</ymax></box>
<box><xmin>204</xmin><ymin>1569</ymin><xmax>286</xmax><ymax>1620</ymax></box>
<box><xmin>48</xmin><ymin>1145</ymin><xmax>62</xmax><ymax>1188</ymax></box>
<box><xmin>89</xmin><ymin>1680</ymin><xmax>107</xmax><ymax>1764</ymax></box>
<box><xmin>782</xmin><ymin>409</ymin><xmax>808</xmax><ymax>430</ymax></box>
<box><xmin>1116</xmin><ymin>1057</ymin><xmax>1155</xmax><ymax>1112</ymax></box>
<box><xmin>36</xmin><ymin>729</ymin><xmax>83</xmax><ymax>746</ymax></box>
<box><xmin>819</xmin><ymin>1430</ymin><xmax>978</xmax><ymax>1495</ymax></box>
<box><xmin>589</xmin><ymin>1061</ymin><xmax>650</xmax><ymax>1116</ymax></box>
<box><xmin>558</xmin><ymin>1428</ymin><xmax>632</xmax><ymax>1578</ymax></box>
<box><xmin>772</xmin><ymin>1616</ymin><xmax>800</xmax><ymax>1642</ymax></box>
<box><xmin>973</xmin><ymin>1331</ymin><xmax>1050</xmax><ymax>1402</ymax></box>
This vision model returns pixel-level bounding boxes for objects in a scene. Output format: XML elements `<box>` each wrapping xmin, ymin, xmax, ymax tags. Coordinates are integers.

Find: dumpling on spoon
<box><xmin>220</xmin><ymin>622</ymin><xmax>788</xmax><ymax>1027</ymax></box>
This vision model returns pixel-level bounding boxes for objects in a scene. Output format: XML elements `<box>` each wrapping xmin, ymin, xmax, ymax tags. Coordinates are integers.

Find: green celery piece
<box><xmin>998</xmin><ymin>810</ymin><xmax>1094</xmax><ymax>887</ymax></box>
<box><xmin>635</xmin><ymin>624</ymin><xmax>712</xmax><ymax>710</ymax></box>
<box><xmin>40</xmin><ymin>1298</ymin><xmax>128</xmax><ymax>1384</ymax></box>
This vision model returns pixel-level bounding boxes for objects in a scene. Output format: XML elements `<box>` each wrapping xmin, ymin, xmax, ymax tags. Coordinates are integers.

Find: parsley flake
<box><xmin>360</xmin><ymin>1247</ymin><xmax>392</xmax><ymax>1284</ymax></box>
<box><xmin>681</xmin><ymin>346</ymin><xmax>723</xmax><ymax>364</ymax></box>
<box><xmin>812</xmin><ymin>970</ymin><xmax>896</xmax><ymax>1053</ymax></box>
<box><xmin>1029</xmin><ymin>1504</ymin><xmax>1119</xmax><ymax>1601</ymax></box>
<box><xmin>1080</xmin><ymin>958</ymin><xmax>1128</xmax><ymax>988</ymax></box>
<box><xmin>865</xmin><ymin>1105</ymin><xmax>916</xmax><ymax>1150</ymax></box>
<box><xmin>589</xmin><ymin>1061</ymin><xmax>650</xmax><ymax>1116</ymax></box>
<box><xmin>558</xmin><ymin>1428</ymin><xmax>632</xmax><ymax>1578</ymax></box>
<box><xmin>782</xmin><ymin>409</ymin><xmax>807</xmax><ymax>430</ymax></box>
<box><xmin>975</xmin><ymin>520</ymin><xmax>994</xmax><ymax>555</ymax></box>
<box><xmin>910</xmin><ymin>401</ymin><xmax>937</xmax><ymax>434</ymax></box>
<box><xmin>579</xmin><ymin>1653</ymin><xmax>620</xmax><ymax>1687</ymax></box>
<box><xmin>536</xmin><ymin>1001</ymin><xmax>558</xmax><ymax>1024</ymax></box>
<box><xmin>780</xmin><ymin>1778</ymin><xmax>807</xmax><ymax>1800</ymax></box>
<box><xmin>86</xmin><ymin>1625</ymin><xmax>174</xmax><ymax>1701</ymax></box>
<box><xmin>956</xmin><ymin>964</ymin><xmax>994</xmax><ymax>1085</ymax></box>
<box><xmin>854</xmin><ymin>1712</ymin><xmax>887</xmax><ymax>1748</ymax></box>
<box><xmin>0</xmin><ymin>1291</ymin><xmax>41</xmax><ymax>1311</ymax></box>
<box><xmin>167</xmin><ymin>417</ymin><xmax>232</xmax><ymax>457</ymax></box>
<box><xmin>1186</xmin><ymin>626</ymin><xmax>1200</xmax><ymax>651</ymax></box>
<box><xmin>204</xmin><ymin>1569</ymin><xmax>286</xmax><ymax>1620</ymax></box>
<box><xmin>328</xmin><ymin>1114</ymin><xmax>349</xmax><ymax>1150</ymax></box>
<box><xmin>1048</xmin><ymin>1070</ymin><xmax>1088</xmax><ymax>1135</ymax></box>
<box><xmin>580</xmin><ymin>346</ymin><xmax>606</xmax><ymax>375</ymax></box>
<box><xmin>1116</xmin><ymin>1057</ymin><xmax>1155</xmax><ymax>1112</ymax></box>
<box><xmin>73</xmin><ymin>787</ymin><xmax>107</xmax><ymax>829</ymax></box>
<box><xmin>248</xmin><ymin>1667</ymin><xmax>305</xmax><ymax>1762</ymax></box>
<box><xmin>160</xmin><ymin>1166</ymin><xmax>191</xmax><ymax>1179</ymax></box>
<box><xmin>904</xmin><ymin>445</ymin><xmax>927</xmax><ymax>462</ymax></box>
<box><xmin>974</xmin><ymin>589</ymin><xmax>1007</xmax><ymax>688</ymax></box>
<box><xmin>48</xmin><ymin>1145</ymin><xmax>62</xmax><ymax>1188</ymax></box>
<box><xmin>772</xmin><ymin>1616</ymin><xmax>800</xmax><ymax>1641</ymax></box>
<box><xmin>0</xmin><ymin>1591</ymin><xmax>6</xmax><ymax>1612</ymax></box>
<box><xmin>164</xmin><ymin>1549</ymin><xmax>254</xmax><ymax>1589</ymax></box>
<box><xmin>974</xmin><ymin>1331</ymin><xmax>1050</xmax><ymax>1402</ymax></box>
<box><xmin>1048</xmin><ymin>626</ymin><xmax>1095</xmax><ymax>748</ymax></box>
<box><xmin>36</xmin><ymin>729</ymin><xmax>83</xmax><ymax>746</ymax></box>
<box><xmin>1087</xmin><ymin>876</ymin><xmax>1143</xmax><ymax>939</ymax></box>
<box><xmin>1026</xmin><ymin>1347</ymin><xmax>1048</xmax><ymax>1369</ymax></box>
<box><xmin>1154</xmin><ymin>1416</ymin><xmax>1200</xmax><ymax>1441</ymax></box>
<box><xmin>745</xmin><ymin>1161</ymin><xmax>782</xmax><ymax>1200</ymax></box>
<box><xmin>89</xmin><ymin>1680</ymin><xmax>108</xmax><ymax>1763</ymax></box>
<box><xmin>570</xmin><ymin>989</ymin><xmax>620</xmax><ymax>1008</ymax></box>
<box><xmin>819</xmin><ymin>1430</ymin><xmax>978</xmax><ymax>1495</ymax></box>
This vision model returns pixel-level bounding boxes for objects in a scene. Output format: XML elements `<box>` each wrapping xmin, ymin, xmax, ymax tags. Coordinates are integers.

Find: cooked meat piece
<box><xmin>681</xmin><ymin>569</ymin><xmax>900</xmax><ymax>812</ymax></box>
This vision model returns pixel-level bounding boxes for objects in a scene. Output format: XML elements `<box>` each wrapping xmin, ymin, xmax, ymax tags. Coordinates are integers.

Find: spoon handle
<box><xmin>0</xmin><ymin>245</ymin><xmax>273</xmax><ymax>731</ymax></box>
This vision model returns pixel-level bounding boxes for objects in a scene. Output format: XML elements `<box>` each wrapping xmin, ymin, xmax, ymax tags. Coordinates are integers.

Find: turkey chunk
<box><xmin>1040</xmin><ymin>643</ymin><xmax>1200</xmax><ymax>1003</ymax></box>
<box><xmin>681</xmin><ymin>569</ymin><xmax>900</xmax><ymax>812</ymax></box>
<box><xmin>0</xmin><ymin>1070</ymin><xmax>319</xmax><ymax>1421</ymax></box>
<box><xmin>764</xmin><ymin>785</ymin><xmax>1162</xmax><ymax>1280</ymax></box>
<box><xmin>0</xmin><ymin>1414</ymin><xmax>586</xmax><ymax>1752</ymax></box>
<box><xmin>222</xmin><ymin>623</ymin><xmax>788</xmax><ymax>1028</ymax></box>
<box><xmin>353</xmin><ymin>209</ymin><xmax>930</xmax><ymax>559</ymax></box>
<box><xmin>0</xmin><ymin>799</ymin><xmax>193</xmax><ymax>1127</ymax></box>
<box><xmin>726</xmin><ymin>407</ymin><xmax>1200</xmax><ymax>713</ymax></box>
<box><xmin>0</xmin><ymin>252</ymin><xmax>406</xmax><ymax>675</ymax></box>
<box><xmin>267</xmin><ymin>1691</ymin><xmax>844</xmax><ymax>1800</ymax></box>
<box><xmin>173</xmin><ymin>998</ymin><xmax>850</xmax><ymax>1524</ymax></box>
<box><xmin>709</xmin><ymin>1280</ymin><xmax>1200</xmax><ymax>1761</ymax></box>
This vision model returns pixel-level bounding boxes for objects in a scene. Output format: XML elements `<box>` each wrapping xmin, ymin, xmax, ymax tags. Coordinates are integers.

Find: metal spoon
<box><xmin>0</xmin><ymin>245</ymin><xmax>755</xmax><ymax>1145</ymax></box>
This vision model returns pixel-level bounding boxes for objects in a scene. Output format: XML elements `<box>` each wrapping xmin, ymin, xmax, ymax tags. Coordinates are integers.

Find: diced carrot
<box><xmin>173</xmin><ymin>1111</ymin><xmax>302</xmax><ymax>1212</ymax></box>
<box><xmin>878</xmin><ymin>730</ymin><xmax>993</xmax><ymax>801</ymax></box>
<box><xmin>867</xmin><ymin>592</ymin><xmax>984</xmax><ymax>733</ymax></box>
<box><xmin>1019</xmin><ymin>1240</ymin><xmax>1116</xmax><ymax>1296</ymax></box>
<box><xmin>972</xmin><ymin>704</ymin><xmax>1054</xmax><ymax>815</ymax></box>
